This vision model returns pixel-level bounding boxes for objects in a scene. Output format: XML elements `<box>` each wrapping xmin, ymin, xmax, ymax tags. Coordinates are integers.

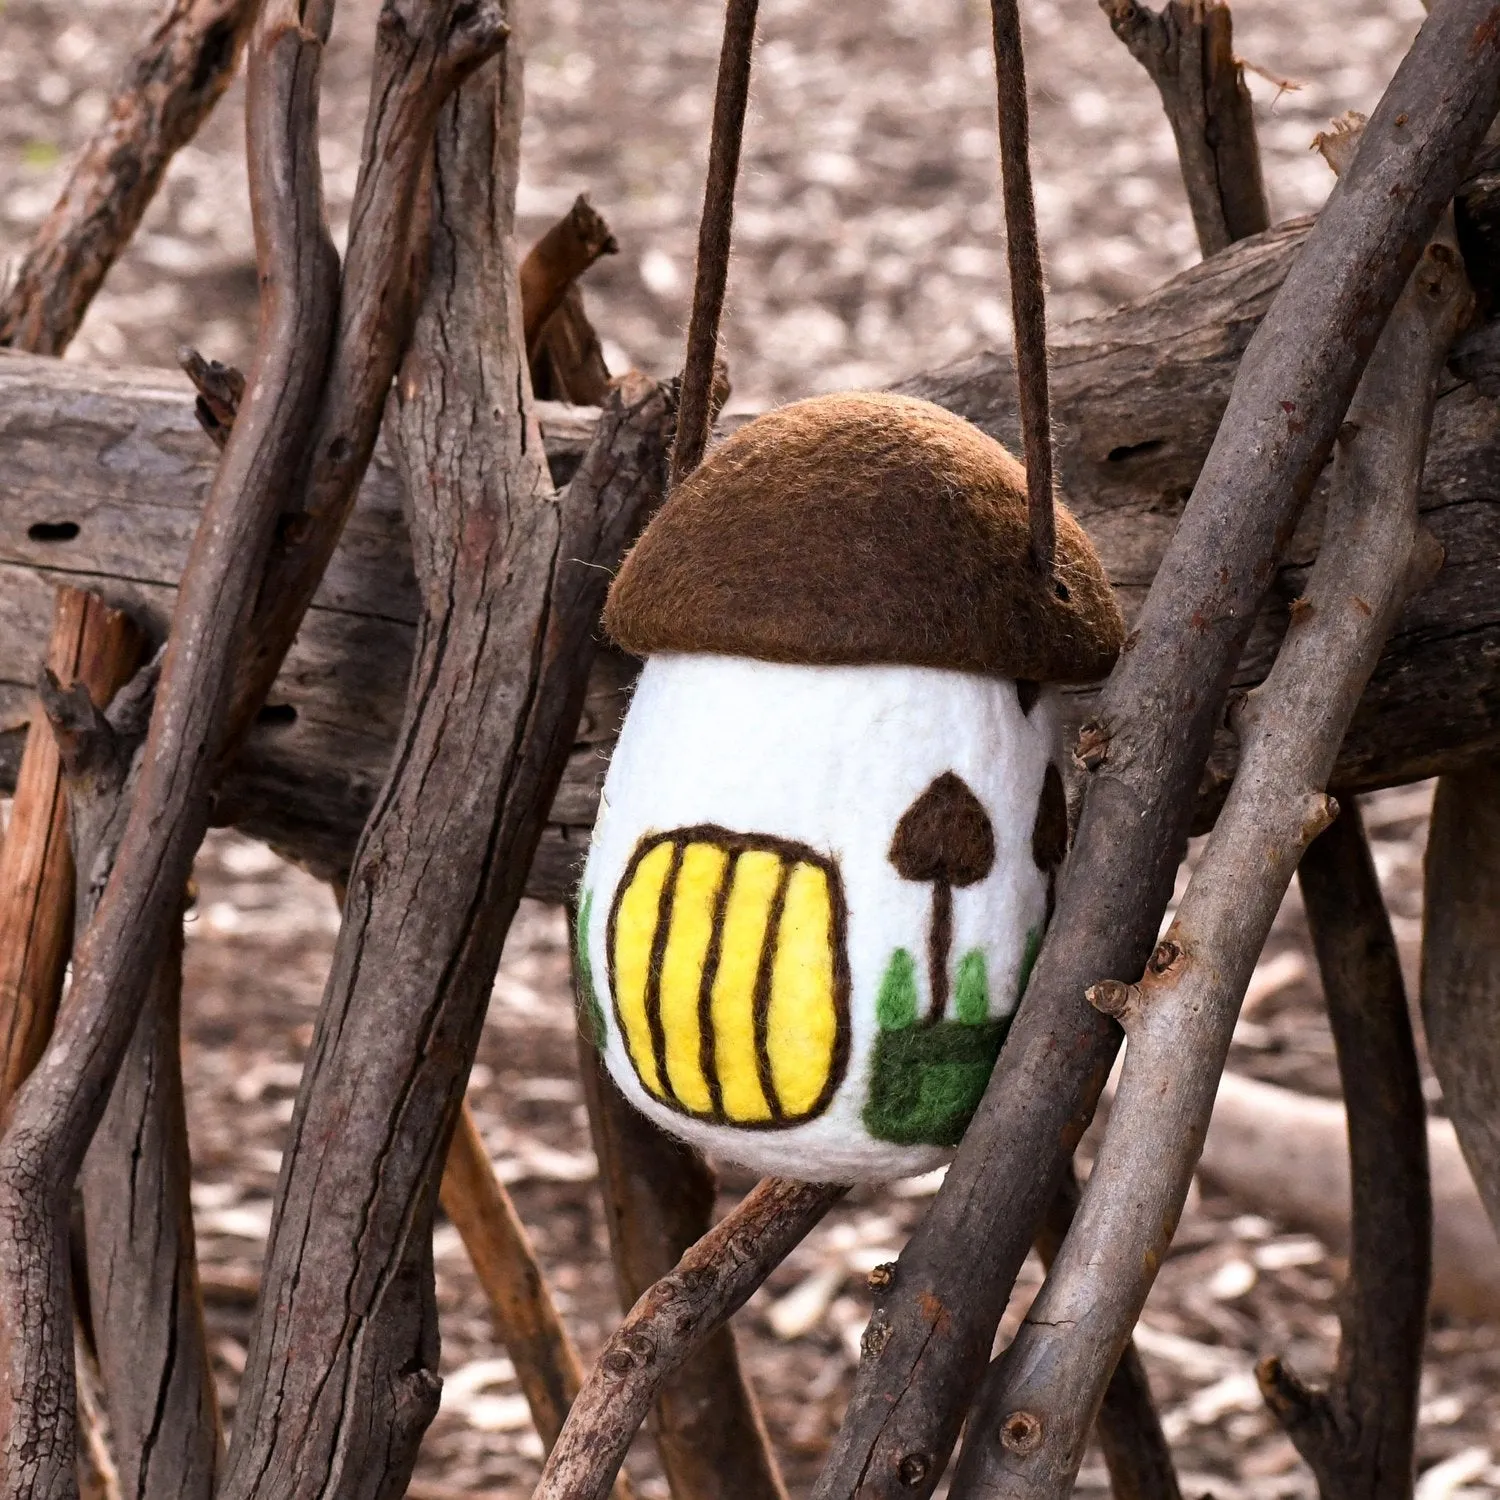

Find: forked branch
<box><xmin>948</xmin><ymin>207</ymin><xmax>1470</xmax><ymax>1500</ymax></box>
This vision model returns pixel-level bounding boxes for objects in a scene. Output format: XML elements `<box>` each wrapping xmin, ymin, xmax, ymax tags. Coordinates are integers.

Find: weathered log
<box><xmin>3</xmin><ymin>215</ymin><xmax>1500</xmax><ymax>891</ymax></box>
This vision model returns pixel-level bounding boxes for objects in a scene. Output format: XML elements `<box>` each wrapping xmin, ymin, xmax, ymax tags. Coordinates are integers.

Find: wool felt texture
<box><xmin>579</xmin><ymin>652</ymin><xmax>1063</xmax><ymax>1183</ymax></box>
<box><xmin>603</xmin><ymin>392</ymin><xmax>1126</xmax><ymax>685</ymax></box>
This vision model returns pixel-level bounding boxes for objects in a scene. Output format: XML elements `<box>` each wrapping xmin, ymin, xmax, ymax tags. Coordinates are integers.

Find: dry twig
<box><xmin>0</xmin><ymin>0</ymin><xmax>260</xmax><ymax>354</ymax></box>
<box><xmin>578</xmin><ymin>1043</ymin><xmax>789</xmax><ymax>1500</ymax></box>
<box><xmin>520</xmin><ymin>195</ymin><xmax>618</xmax><ymax>356</ymax></box>
<box><xmin>0</xmin><ymin>590</ymin><xmax>144</xmax><ymax>1117</ymax></box>
<box><xmin>216</xmin><ymin>42</ymin><xmax>671</xmax><ymax>1492</ymax></box>
<box><xmin>948</xmin><ymin>204</ymin><xmax>1471</xmax><ymax>1500</ymax></box>
<box><xmin>1099</xmin><ymin>0</ymin><xmax>1269</xmax><ymax>255</ymax></box>
<box><xmin>1422</xmin><ymin>765</ymin><xmax>1500</xmax><ymax>1231</ymax></box>
<box><xmin>534</xmin><ymin>1177</ymin><xmax>846</xmax><ymax>1500</ymax></box>
<box><xmin>1256</xmin><ymin>803</ymin><xmax>1430</xmax><ymax>1497</ymax></box>
<box><xmin>813</xmin><ymin>9</ymin><xmax>1500</xmax><ymax>1493</ymax></box>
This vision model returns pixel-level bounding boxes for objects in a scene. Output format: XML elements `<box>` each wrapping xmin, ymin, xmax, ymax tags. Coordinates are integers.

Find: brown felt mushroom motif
<box><xmin>577</xmin><ymin>392</ymin><xmax>1124</xmax><ymax>1183</ymax></box>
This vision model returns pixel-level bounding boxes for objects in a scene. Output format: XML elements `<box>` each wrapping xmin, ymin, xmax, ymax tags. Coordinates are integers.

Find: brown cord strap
<box><xmin>673</xmin><ymin>0</ymin><xmax>1058</xmax><ymax>589</ymax></box>
<box><xmin>990</xmin><ymin>0</ymin><xmax>1056</xmax><ymax>580</ymax></box>
<box><xmin>670</xmin><ymin>0</ymin><xmax>759</xmax><ymax>488</ymax></box>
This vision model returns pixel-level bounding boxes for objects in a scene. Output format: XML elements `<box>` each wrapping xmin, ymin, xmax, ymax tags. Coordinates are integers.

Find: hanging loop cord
<box><xmin>990</xmin><ymin>0</ymin><xmax>1057</xmax><ymax>582</ymax></box>
<box><xmin>670</xmin><ymin>0</ymin><xmax>759</xmax><ymax>488</ymax></box>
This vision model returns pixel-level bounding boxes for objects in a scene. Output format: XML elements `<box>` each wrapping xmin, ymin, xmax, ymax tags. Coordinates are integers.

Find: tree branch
<box><xmin>1099</xmin><ymin>0</ymin><xmax>1269</xmax><ymax>255</ymax></box>
<box><xmin>519</xmin><ymin>195</ymin><xmax>617</xmax><ymax>356</ymax></box>
<box><xmin>217</xmin><ymin>39</ymin><xmax>672</xmax><ymax>1491</ymax></box>
<box><xmin>0</xmin><ymin>0</ymin><xmax>342</xmax><ymax>1485</ymax></box>
<box><xmin>947</xmin><ymin>205</ymin><xmax>1471</xmax><ymax>1500</ymax></box>
<box><xmin>577</xmin><ymin>1038</ymin><xmax>789</xmax><ymax>1500</ymax></box>
<box><xmin>0</xmin><ymin>0</ymin><xmax>261</xmax><ymax>355</ymax></box>
<box><xmin>534</xmin><ymin>1177</ymin><xmax>846</xmax><ymax>1500</ymax></box>
<box><xmin>812</xmin><ymin>11</ymin><xmax>1500</xmax><ymax>1493</ymax></box>
<box><xmin>1253</xmin><ymin>802</ymin><xmax>1430</xmax><ymax>1496</ymax></box>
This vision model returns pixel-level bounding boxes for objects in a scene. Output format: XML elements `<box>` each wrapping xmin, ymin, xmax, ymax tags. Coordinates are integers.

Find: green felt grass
<box><xmin>574</xmin><ymin>889</ymin><xmax>607</xmax><ymax>1049</ymax></box>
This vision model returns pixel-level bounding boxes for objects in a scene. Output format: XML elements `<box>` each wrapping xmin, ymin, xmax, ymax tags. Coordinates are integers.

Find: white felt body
<box><xmin>579</xmin><ymin>652</ymin><xmax>1059</xmax><ymax>1183</ymax></box>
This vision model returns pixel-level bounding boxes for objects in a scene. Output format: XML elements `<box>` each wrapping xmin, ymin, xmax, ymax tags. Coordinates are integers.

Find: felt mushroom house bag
<box><xmin>576</xmin><ymin>392</ymin><xmax>1124</xmax><ymax>1183</ymax></box>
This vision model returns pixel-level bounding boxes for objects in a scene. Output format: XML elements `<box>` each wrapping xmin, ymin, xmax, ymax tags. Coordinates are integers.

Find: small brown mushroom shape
<box><xmin>890</xmin><ymin>773</ymin><xmax>996</xmax><ymax>1023</ymax></box>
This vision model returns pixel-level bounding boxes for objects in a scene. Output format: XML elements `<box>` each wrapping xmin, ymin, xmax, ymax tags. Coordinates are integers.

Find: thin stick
<box><xmin>1256</xmin><ymin>803</ymin><xmax>1429</xmax><ymax>1498</ymax></box>
<box><xmin>0</xmin><ymin>590</ymin><xmax>144</xmax><ymax>1118</ymax></box>
<box><xmin>812</xmin><ymin>9</ymin><xmax>1500</xmax><ymax>1492</ymax></box>
<box><xmin>990</xmin><ymin>0</ymin><xmax>1055</xmax><ymax>577</ymax></box>
<box><xmin>668</xmin><ymin>0</ymin><xmax>758</xmax><ymax>487</ymax></box>
<box><xmin>577</xmin><ymin>1037</ymin><xmax>788</xmax><ymax>1500</ymax></box>
<box><xmin>439</xmin><ymin>1105</ymin><xmax>592</xmax><ymax>1458</ymax></box>
<box><xmin>1422</xmin><ymin>764</ymin><xmax>1500</xmax><ymax>1234</ymax></box>
<box><xmin>947</xmin><ymin>210</ymin><xmax>1470</xmax><ymax>1500</ymax></box>
<box><xmin>1100</xmin><ymin>0</ymin><xmax>1269</xmax><ymax>256</ymax></box>
<box><xmin>0</xmin><ymin>0</ymin><xmax>260</xmax><ymax>355</ymax></box>
<box><xmin>534</xmin><ymin>1177</ymin><xmax>846</xmax><ymax>1500</ymax></box>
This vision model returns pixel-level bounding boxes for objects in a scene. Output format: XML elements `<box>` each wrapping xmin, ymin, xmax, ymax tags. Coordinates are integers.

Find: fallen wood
<box><xmin>1199</xmin><ymin>1073</ymin><xmax>1500</xmax><ymax>1322</ymax></box>
<box><xmin>3</xmin><ymin>209</ymin><xmax>1500</xmax><ymax>890</ymax></box>
<box><xmin>1421</xmin><ymin>763</ymin><xmax>1500</xmax><ymax>1237</ymax></box>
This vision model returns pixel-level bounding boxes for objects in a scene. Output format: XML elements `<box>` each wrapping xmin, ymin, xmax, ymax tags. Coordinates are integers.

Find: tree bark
<box><xmin>0</xmin><ymin>590</ymin><xmax>144</xmax><ymax>1115</ymax></box>
<box><xmin>216</xmin><ymin>40</ymin><xmax>673</xmax><ymax>1494</ymax></box>
<box><xmin>1422</xmin><ymin>763</ymin><xmax>1500</xmax><ymax>1234</ymax></box>
<box><xmin>1099</xmin><ymin>0</ymin><xmax>1268</xmax><ymax>256</ymax></box>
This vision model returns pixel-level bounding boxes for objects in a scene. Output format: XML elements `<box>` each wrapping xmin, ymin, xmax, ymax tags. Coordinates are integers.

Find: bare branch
<box><xmin>814</xmin><ymin>11</ymin><xmax>1500</xmax><ymax>1491</ymax></box>
<box><xmin>520</xmin><ymin>195</ymin><xmax>618</xmax><ymax>356</ymax></box>
<box><xmin>1422</xmin><ymin>764</ymin><xmax>1500</xmax><ymax>1232</ymax></box>
<box><xmin>534</xmin><ymin>1177</ymin><xmax>846</xmax><ymax>1500</ymax></box>
<box><xmin>0</xmin><ymin>0</ymin><xmax>341</xmax><ymax>1485</ymax></box>
<box><xmin>1100</xmin><ymin>0</ymin><xmax>1269</xmax><ymax>256</ymax></box>
<box><xmin>1253</xmin><ymin>803</ymin><xmax>1429</xmax><ymax>1496</ymax></box>
<box><xmin>578</xmin><ymin>1041</ymin><xmax>789</xmax><ymax>1500</ymax></box>
<box><xmin>178</xmin><ymin>346</ymin><xmax>246</xmax><ymax>451</ymax></box>
<box><xmin>947</xmin><ymin>212</ymin><xmax>1471</xmax><ymax>1500</ymax></box>
<box><xmin>0</xmin><ymin>0</ymin><xmax>260</xmax><ymax>354</ymax></box>
<box><xmin>217</xmin><ymin>43</ymin><xmax>671</xmax><ymax>1492</ymax></box>
<box><xmin>0</xmin><ymin>591</ymin><xmax>144</xmax><ymax>1118</ymax></box>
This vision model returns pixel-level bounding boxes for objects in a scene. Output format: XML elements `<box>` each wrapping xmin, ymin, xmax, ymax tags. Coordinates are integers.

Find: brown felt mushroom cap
<box><xmin>605</xmin><ymin>391</ymin><xmax>1125</xmax><ymax>684</ymax></box>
